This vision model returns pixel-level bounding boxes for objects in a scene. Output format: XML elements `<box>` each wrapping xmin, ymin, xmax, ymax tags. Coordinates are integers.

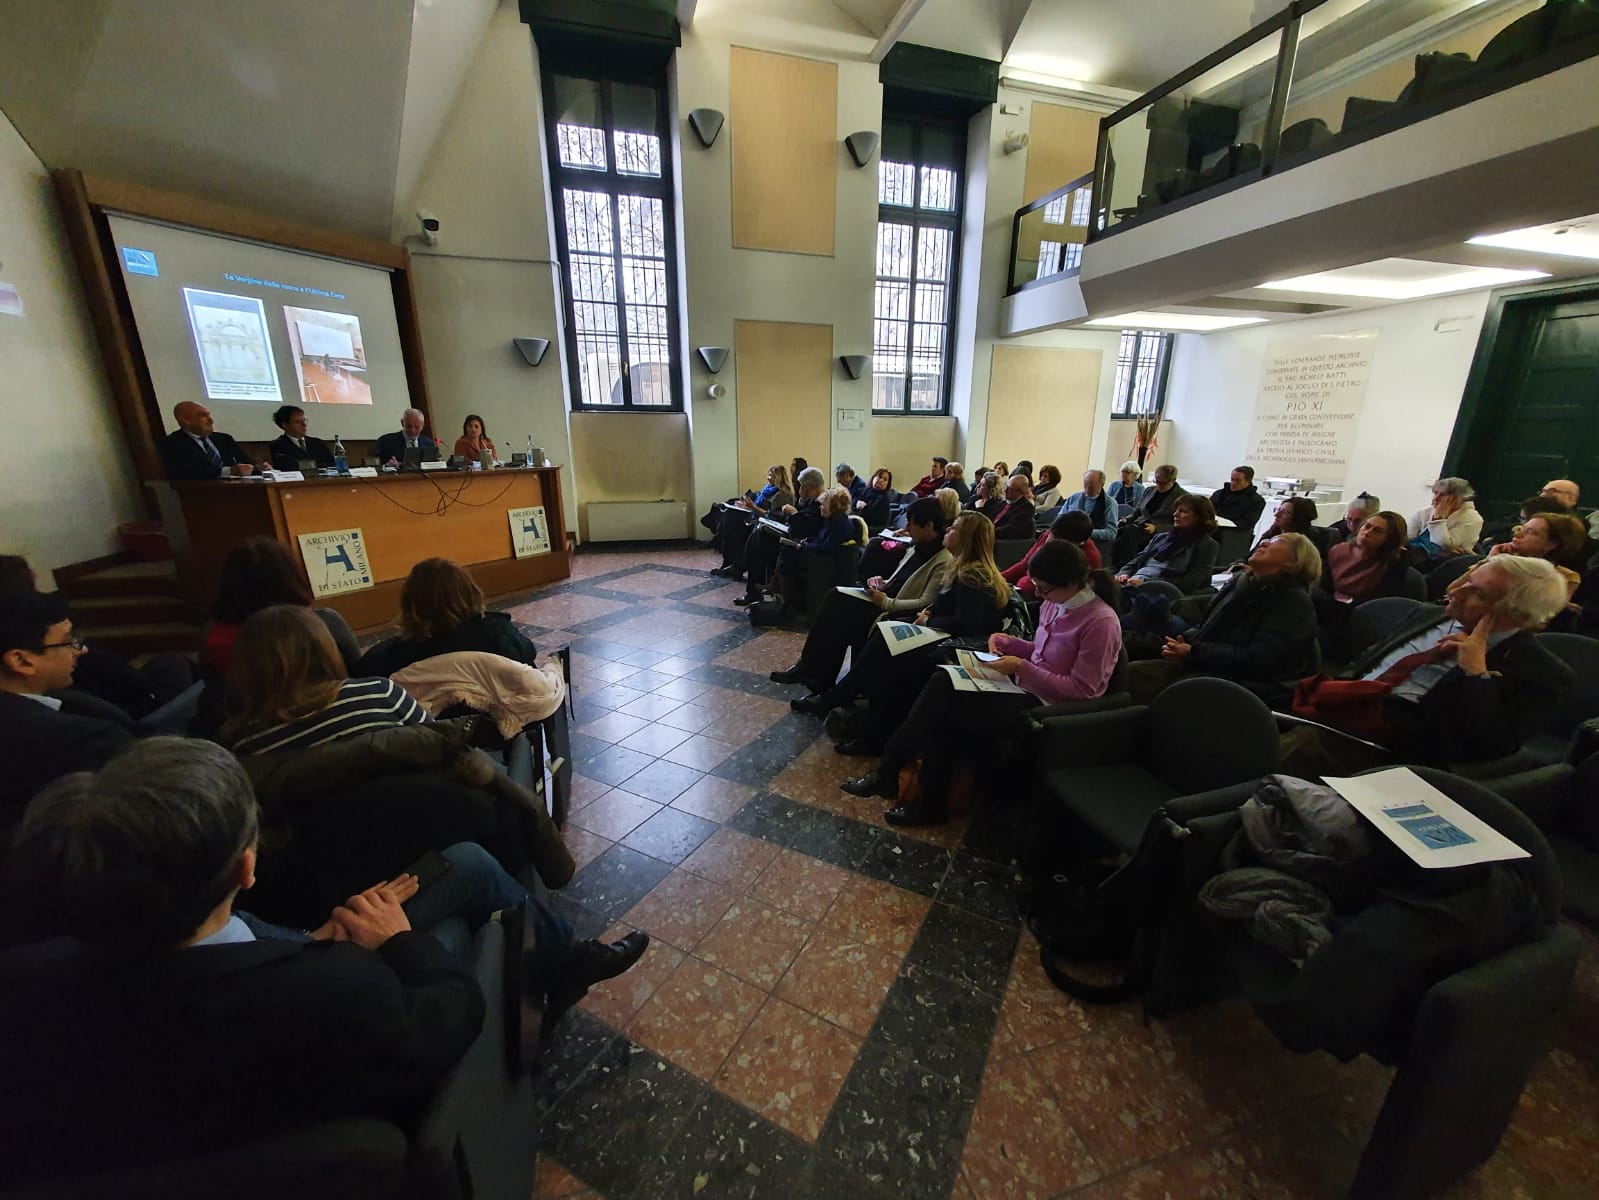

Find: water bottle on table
<box><xmin>332</xmin><ymin>434</ymin><xmax>348</xmax><ymax>475</ymax></box>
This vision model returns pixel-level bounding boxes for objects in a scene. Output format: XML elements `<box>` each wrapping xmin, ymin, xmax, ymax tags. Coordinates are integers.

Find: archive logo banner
<box><xmin>297</xmin><ymin>528</ymin><xmax>374</xmax><ymax>597</ymax></box>
<box><xmin>509</xmin><ymin>506</ymin><xmax>552</xmax><ymax>559</ymax></box>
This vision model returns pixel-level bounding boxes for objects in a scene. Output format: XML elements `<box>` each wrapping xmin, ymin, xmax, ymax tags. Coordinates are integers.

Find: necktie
<box><xmin>1373</xmin><ymin>643</ymin><xmax>1452</xmax><ymax>689</ymax></box>
<box><xmin>408</xmin><ymin>439</ymin><xmax>417</xmax><ymax>449</ymax></box>
<box><xmin>295</xmin><ymin>438</ymin><xmax>305</xmax><ymax>451</ymax></box>
<box><xmin>203</xmin><ymin>438</ymin><xmax>222</xmax><ymax>468</ymax></box>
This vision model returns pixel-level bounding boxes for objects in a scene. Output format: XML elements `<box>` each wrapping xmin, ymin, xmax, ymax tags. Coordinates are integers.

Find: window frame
<box><xmin>539</xmin><ymin>66</ymin><xmax>685</xmax><ymax>414</ymax></box>
<box><xmin>872</xmin><ymin>110</ymin><xmax>966</xmax><ymax>417</ymax></box>
<box><xmin>1109</xmin><ymin>330</ymin><xmax>1175</xmax><ymax>420</ymax></box>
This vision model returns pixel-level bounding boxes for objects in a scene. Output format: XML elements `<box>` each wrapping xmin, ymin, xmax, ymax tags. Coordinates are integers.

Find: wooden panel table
<box><xmin>156</xmin><ymin>466</ymin><xmax>570</xmax><ymax>629</ymax></box>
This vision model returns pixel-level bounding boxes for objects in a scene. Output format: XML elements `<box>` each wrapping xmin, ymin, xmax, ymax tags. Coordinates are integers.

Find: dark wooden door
<box><xmin>1458</xmin><ymin>295</ymin><xmax>1599</xmax><ymax>521</ymax></box>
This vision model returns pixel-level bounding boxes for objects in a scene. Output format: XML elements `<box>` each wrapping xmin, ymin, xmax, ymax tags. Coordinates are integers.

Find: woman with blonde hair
<box><xmin>225</xmin><ymin>606</ymin><xmax>429</xmax><ymax>755</ymax></box>
<box><xmin>966</xmin><ymin>469</ymin><xmax>1001</xmax><ymax>513</ymax></box>
<box><xmin>794</xmin><ymin>513</ymin><xmax>1012</xmax><ymax>752</ymax></box>
<box><xmin>942</xmin><ymin>460</ymin><xmax>970</xmax><ymax>504</ymax></box>
<box><xmin>357</xmin><ymin>558</ymin><xmax>536</xmax><ymax>677</ymax></box>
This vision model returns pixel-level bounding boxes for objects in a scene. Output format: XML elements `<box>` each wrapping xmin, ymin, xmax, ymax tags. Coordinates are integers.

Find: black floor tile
<box><xmin>957</xmin><ymin>802</ymin><xmax>1028</xmax><ymax>867</ymax></box>
<box><xmin>564</xmin><ymin>845</ymin><xmax>674</xmax><ymax>919</ymax></box>
<box><xmin>872</xmin><ymin>964</ymin><xmax>1003</xmax><ymax>1087</ymax></box>
<box><xmin>541</xmin><ymin>1039</ymin><xmax>706</xmax><ymax>1199</ymax></box>
<box><xmin>936</xmin><ymin>850</ymin><xmax>1027</xmax><ymax>925</ymax></box>
<box><xmin>712</xmin><ymin>713</ymin><xmax>831</xmax><ymax>788</ymax></box>
<box><xmin>679</xmin><ymin>623</ymin><xmax>766</xmax><ymax>663</ymax></box>
<box><xmin>687</xmin><ymin>661</ymin><xmax>793</xmax><ymax>698</ymax></box>
<box><xmin>578</xmin><ymin>743</ymin><xmax>656</xmax><ymax>787</ymax></box>
<box><xmin>726</xmin><ymin>793</ymin><xmax>878</xmax><ymax>871</ymax></box>
<box><xmin>855</xmin><ymin>831</ymin><xmax>952</xmax><ymax>898</ymax></box>
<box><xmin>570</xmin><ymin>730</ymin><xmax>615</xmax><ymax>760</ymax></box>
<box><xmin>817</xmin><ymin>1039</ymin><xmax>975</xmax><ymax>1200</ymax></box>
<box><xmin>621</xmin><ymin>806</ymin><xmax>718</xmax><ymax>864</ymax></box>
<box><xmin>531</xmin><ymin>1007</ymin><xmax>619</xmax><ymax>1121</ymax></box>
<box><xmin>903</xmin><ymin>901</ymin><xmax>1019</xmax><ymax>999</ymax></box>
<box><xmin>570</xmin><ymin>698</ymin><xmax>615</xmax><ymax>726</ymax></box>
<box><xmin>544</xmin><ymin>891</ymin><xmax>614</xmax><ymax>942</ymax></box>
<box><xmin>621</xmin><ymin>758</ymin><xmax>704</xmax><ymax>802</ymax></box>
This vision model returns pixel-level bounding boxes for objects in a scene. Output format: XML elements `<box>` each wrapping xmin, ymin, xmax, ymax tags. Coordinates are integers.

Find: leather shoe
<box><xmin>544</xmin><ymin>931</ymin><xmax>651</xmax><ymax>1014</ymax></box>
<box><xmin>769</xmin><ymin>663</ymin><xmax>812</xmax><ymax>685</ymax></box>
<box><xmin>823</xmin><ymin>704</ymin><xmax>867</xmax><ymax>740</ymax></box>
<box><xmin>885</xmin><ymin>803</ymin><xmax>947</xmax><ymax>828</ymax></box>
<box><xmin>791</xmin><ymin>693</ymin><xmax>831</xmax><ymax>716</ymax></box>
<box><xmin>840</xmin><ymin>770</ymin><xmax>895</xmax><ymax>799</ymax></box>
<box><xmin>833</xmin><ymin>738</ymin><xmax>881</xmax><ymax>757</ymax></box>
<box><xmin>733</xmin><ymin>592</ymin><xmax>761</xmax><ymax>607</ymax></box>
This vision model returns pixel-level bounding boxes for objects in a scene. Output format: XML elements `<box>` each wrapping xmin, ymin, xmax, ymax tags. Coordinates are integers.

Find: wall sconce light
<box><xmin>513</xmin><ymin>337</ymin><xmax>550</xmax><ymax>366</ymax></box>
<box><xmin>844</xmin><ymin>131</ymin><xmax>879</xmax><ymax>168</ymax></box>
<box><xmin>696</xmin><ymin>346</ymin><xmax>729</xmax><ymax>373</ymax></box>
<box><xmin>688</xmin><ymin>108</ymin><xmax>725</xmax><ymax>148</ymax></box>
<box><xmin>1003</xmin><ymin>131</ymin><xmax>1030</xmax><ymax>155</ymax></box>
<box><xmin>839</xmin><ymin>354</ymin><xmax>871</xmax><ymax>380</ymax></box>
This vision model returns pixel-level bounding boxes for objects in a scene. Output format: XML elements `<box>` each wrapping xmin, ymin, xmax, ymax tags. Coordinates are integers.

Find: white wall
<box><xmin>1163</xmin><ymin>289</ymin><xmax>1494</xmax><ymax>513</ymax></box>
<box><xmin>0</xmin><ymin>106</ymin><xmax>141</xmax><ymax>576</ymax></box>
<box><xmin>404</xmin><ymin>1</ymin><xmax>576</xmax><ymax>522</ymax></box>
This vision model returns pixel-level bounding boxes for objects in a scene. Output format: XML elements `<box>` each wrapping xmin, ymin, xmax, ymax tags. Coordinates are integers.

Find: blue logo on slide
<box><xmin>121</xmin><ymin>247</ymin><xmax>159</xmax><ymax>277</ymax></box>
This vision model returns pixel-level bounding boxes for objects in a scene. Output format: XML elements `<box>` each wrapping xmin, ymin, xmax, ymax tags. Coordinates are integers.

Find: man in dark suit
<box><xmin>160</xmin><ymin>401</ymin><xmax>255</xmax><ymax>480</ymax></box>
<box><xmin>0</xmin><ymin>591</ymin><xmax>131</xmax><ymax>847</ymax></box>
<box><xmin>1281</xmin><ymin>555</ymin><xmax>1574</xmax><ymax>776</ymax></box>
<box><xmin>834</xmin><ymin>463</ymin><xmax>869</xmax><ymax>506</ymax></box>
<box><xmin>989</xmin><ymin>473</ymin><xmax>1037</xmax><ymax>541</ymax></box>
<box><xmin>267</xmin><ymin>403</ymin><xmax>335</xmax><ymax>471</ymax></box>
<box><xmin>376</xmin><ymin>408</ymin><xmax>443</xmax><ymax>466</ymax></box>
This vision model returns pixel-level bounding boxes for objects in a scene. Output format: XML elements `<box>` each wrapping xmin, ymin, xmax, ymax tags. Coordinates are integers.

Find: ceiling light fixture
<box><xmin>1468</xmin><ymin>216</ymin><xmax>1599</xmax><ymax>261</ymax></box>
<box><xmin>1257</xmin><ymin>258</ymin><xmax>1549</xmax><ymax>300</ymax></box>
<box><xmin>1082</xmin><ymin>311</ymin><xmax>1268</xmax><ymax>332</ymax></box>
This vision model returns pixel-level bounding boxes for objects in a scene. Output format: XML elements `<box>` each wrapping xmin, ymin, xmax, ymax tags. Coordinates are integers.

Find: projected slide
<box><xmin>284</xmin><ymin>306</ymin><xmax>373</xmax><ymax>406</ymax></box>
<box><xmin>181</xmin><ymin>288</ymin><xmax>281</xmax><ymax>402</ymax></box>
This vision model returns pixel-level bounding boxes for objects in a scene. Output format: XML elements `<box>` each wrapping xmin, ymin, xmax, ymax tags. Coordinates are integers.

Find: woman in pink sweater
<box><xmin>841</xmin><ymin>540</ymin><xmax>1122</xmax><ymax>826</ymax></box>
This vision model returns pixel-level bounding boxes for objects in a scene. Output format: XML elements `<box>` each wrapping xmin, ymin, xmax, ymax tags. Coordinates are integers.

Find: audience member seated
<box><xmin>223</xmin><ymin>606</ymin><xmax>430</xmax><ymax>756</ymax></box>
<box><xmin>933</xmin><ymin>486</ymin><xmax>962</xmax><ymax>526</ymax></box>
<box><xmin>1116</xmin><ymin>494</ymin><xmax>1219</xmax><ymax>593</ymax></box>
<box><xmin>0</xmin><ymin>738</ymin><xmax>649</xmax><ymax>1190</ymax></box>
<box><xmin>1281</xmin><ymin>556</ymin><xmax>1573</xmax><ymax>777</ymax></box>
<box><xmin>710</xmin><ymin>463</ymin><xmax>794</xmax><ymax>578</ymax></box>
<box><xmin>765</xmin><ymin>485</ymin><xmax>858</xmax><ymax>613</ymax></box>
<box><xmin>791</xmin><ymin>513</ymin><xmax>1011</xmax><ymax>751</ymax></box>
<box><xmin>987</xmin><ymin>473</ymin><xmax>1037</xmax><ymax>540</ymax></box>
<box><xmin>205</xmin><ymin>538</ymin><xmax>361</xmax><ymax>677</ymax></box>
<box><xmin>1109</xmin><ymin>460</ymin><xmax>1147</xmax><ymax>509</ymax></box>
<box><xmin>966</xmin><ymin>469</ymin><xmax>1001</xmax><ymax>513</ymax></box>
<box><xmin>357</xmin><ymin>559</ymin><xmax>537</xmax><ymax>678</ymax></box>
<box><xmin>1487</xmin><ymin>510</ymin><xmax>1589</xmax><ymax>572</ymax></box>
<box><xmin>1112</xmin><ymin>463</ymin><xmax>1186</xmax><ymax>565</ymax></box>
<box><xmin>1032</xmin><ymin>465</ymin><xmax>1064</xmax><ymax>510</ymax></box>
<box><xmin>0</xmin><ymin>591</ymin><xmax>131</xmax><ymax>846</ymax></box>
<box><xmin>942</xmin><ymin>461</ymin><xmax>970</xmax><ymax>503</ymax></box>
<box><xmin>0</xmin><ymin>555</ymin><xmax>192</xmax><ymax>719</ymax></box>
<box><xmin>834</xmin><ymin>463</ymin><xmax>869</xmax><ymax>506</ymax></box>
<box><xmin>839</xmin><ymin>541</ymin><xmax>1122</xmax><ymax>826</ymax></box>
<box><xmin>1540</xmin><ymin>477</ymin><xmax>1599</xmax><ymax>541</ymax></box>
<box><xmin>1125</xmin><ymin>531</ymin><xmax>1321</xmax><ymax>704</ymax></box>
<box><xmin>736</xmin><ymin>467</ymin><xmax>826</xmax><ymax>605</ymax></box>
<box><xmin>1407</xmin><ymin>476</ymin><xmax>1484</xmax><ymax>566</ymax></box>
<box><xmin>1327</xmin><ymin>491</ymin><xmax>1381</xmax><ymax>544</ymax></box>
<box><xmin>452</xmin><ymin>413</ymin><xmax>498</xmax><ymax>462</ymax></box>
<box><xmin>1477</xmin><ymin>492</ymin><xmax>1574</xmax><ymax>554</ymax></box>
<box><xmin>1005</xmin><ymin>510</ymin><xmax>1101</xmax><ymax>600</ymax></box>
<box><xmin>1313</xmin><ymin>510</ymin><xmax>1411</xmax><ymax>654</ymax></box>
<box><xmin>267</xmin><ymin>404</ymin><xmax>335</xmax><ymax>471</ymax></box>
<box><xmin>1209</xmin><ymin>465</ymin><xmax>1266</xmax><ymax>531</ymax></box>
<box><xmin>855</xmin><ymin>468</ymin><xmax>894</xmax><ymax>532</ymax></box>
<box><xmin>375</xmin><ymin>408</ymin><xmax>443</xmax><ymax>466</ymax></box>
<box><xmin>909</xmin><ymin>456</ymin><xmax>948</xmax><ymax>499</ymax></box>
<box><xmin>990</xmin><ymin>461</ymin><xmax>1011</xmax><ymax>480</ymax></box>
<box><xmin>160</xmin><ymin>401</ymin><xmax>255</xmax><ymax>480</ymax></box>
<box><xmin>1061</xmin><ymin>470</ymin><xmax>1117</xmax><ymax>547</ymax></box>
<box><xmin>770</xmin><ymin>498</ymin><xmax>952</xmax><ymax>694</ymax></box>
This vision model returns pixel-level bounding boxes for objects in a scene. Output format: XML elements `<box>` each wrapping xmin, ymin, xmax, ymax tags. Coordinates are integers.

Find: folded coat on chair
<box><xmin>393</xmin><ymin>653</ymin><xmax>566</xmax><ymax>738</ymax></box>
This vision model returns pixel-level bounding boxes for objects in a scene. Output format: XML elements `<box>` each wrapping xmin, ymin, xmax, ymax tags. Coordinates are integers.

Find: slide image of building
<box><xmin>284</xmin><ymin>305</ymin><xmax>372</xmax><ymax>406</ymax></box>
<box><xmin>181</xmin><ymin>288</ymin><xmax>281</xmax><ymax>402</ymax></box>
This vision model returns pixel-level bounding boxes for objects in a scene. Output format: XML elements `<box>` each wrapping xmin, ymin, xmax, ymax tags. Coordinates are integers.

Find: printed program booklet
<box><xmin>874</xmin><ymin>620</ymin><xmax>951</xmax><ymax>657</ymax></box>
<box><xmin>1324</xmin><ymin>768</ymin><xmax>1530</xmax><ymax>868</ymax></box>
<box><xmin>941</xmin><ymin>648</ymin><xmax>1028</xmax><ymax>694</ymax></box>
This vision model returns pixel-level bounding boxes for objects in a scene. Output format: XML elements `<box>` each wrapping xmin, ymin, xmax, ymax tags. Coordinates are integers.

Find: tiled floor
<box><xmin>511</xmin><ymin>545</ymin><xmax>1599</xmax><ymax>1199</ymax></box>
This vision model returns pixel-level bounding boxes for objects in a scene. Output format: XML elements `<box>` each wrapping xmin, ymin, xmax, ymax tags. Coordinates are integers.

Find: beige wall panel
<box><xmin>985</xmin><ymin>345</ymin><xmax>1102</xmax><ymax>479</ymax></box>
<box><xmin>729</xmin><ymin>46</ymin><xmax>837</xmax><ymax>255</ymax></box>
<box><xmin>1021</xmin><ymin>102</ymin><xmax>1101</xmax><ymax>203</ymax></box>
<box><xmin>869</xmin><ymin>416</ymin><xmax>958</xmax><ymax>492</ymax></box>
<box><xmin>734</xmin><ymin>320</ymin><xmax>832</xmax><ymax>491</ymax></box>
<box><xmin>568</xmin><ymin>412</ymin><xmax>694</xmax><ymax>540</ymax></box>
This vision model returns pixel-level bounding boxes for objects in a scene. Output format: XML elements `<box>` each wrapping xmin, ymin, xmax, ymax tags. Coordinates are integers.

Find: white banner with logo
<box><xmin>509</xmin><ymin>505</ymin><xmax>552</xmax><ymax>559</ymax></box>
<box><xmin>297</xmin><ymin>528</ymin><xmax>374</xmax><ymax>597</ymax></box>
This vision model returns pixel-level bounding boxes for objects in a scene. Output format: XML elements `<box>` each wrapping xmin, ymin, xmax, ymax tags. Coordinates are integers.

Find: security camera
<box><xmin>416</xmin><ymin>210</ymin><xmax>440</xmax><ymax>246</ymax></box>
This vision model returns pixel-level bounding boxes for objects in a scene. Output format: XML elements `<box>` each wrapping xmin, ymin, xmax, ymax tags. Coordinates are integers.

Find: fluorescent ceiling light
<box><xmin>1083</xmin><ymin>311</ymin><xmax>1268</xmax><ymax>332</ymax></box>
<box><xmin>1258</xmin><ymin>258</ymin><xmax>1548</xmax><ymax>300</ymax></box>
<box><xmin>1469</xmin><ymin>216</ymin><xmax>1599</xmax><ymax>261</ymax></box>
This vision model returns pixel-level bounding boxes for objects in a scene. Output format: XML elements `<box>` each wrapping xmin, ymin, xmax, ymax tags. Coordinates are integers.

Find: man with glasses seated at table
<box><xmin>0</xmin><ymin>592</ymin><xmax>131</xmax><ymax>846</ymax></box>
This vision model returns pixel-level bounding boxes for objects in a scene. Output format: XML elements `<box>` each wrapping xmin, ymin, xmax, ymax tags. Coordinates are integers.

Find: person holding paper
<box><xmin>1281</xmin><ymin>555</ymin><xmax>1574</xmax><ymax>778</ymax></box>
<box><xmin>711</xmin><ymin>464</ymin><xmax>793</xmax><ymax>577</ymax></box>
<box><xmin>736</xmin><ymin>467</ymin><xmax>826</xmax><ymax>606</ymax></box>
<box><xmin>764</xmin><ymin>486</ymin><xmax>858</xmax><ymax>614</ymax></box>
<box><xmin>792</xmin><ymin>513</ymin><xmax>1009</xmax><ymax>749</ymax></box>
<box><xmin>375</xmin><ymin>408</ymin><xmax>442</xmax><ymax>466</ymax></box>
<box><xmin>771</xmin><ymin>498</ymin><xmax>953</xmax><ymax>693</ymax></box>
<box><xmin>840</xmin><ymin>540</ymin><xmax>1122</xmax><ymax>826</ymax></box>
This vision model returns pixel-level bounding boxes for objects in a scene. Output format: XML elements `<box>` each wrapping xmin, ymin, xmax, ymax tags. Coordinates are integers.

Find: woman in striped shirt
<box><xmin>224</xmin><ymin>606</ymin><xmax>429</xmax><ymax>756</ymax></box>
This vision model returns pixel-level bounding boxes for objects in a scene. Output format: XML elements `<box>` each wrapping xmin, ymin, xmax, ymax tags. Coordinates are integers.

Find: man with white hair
<box><xmin>1282</xmin><ymin>555</ymin><xmax>1575</xmax><ymax>775</ymax></box>
<box><xmin>376</xmin><ymin>408</ymin><xmax>441</xmax><ymax>466</ymax></box>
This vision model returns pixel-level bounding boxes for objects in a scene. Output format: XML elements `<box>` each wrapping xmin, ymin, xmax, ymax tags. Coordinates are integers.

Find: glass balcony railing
<box><xmin>1007</xmin><ymin>173</ymin><xmax>1094</xmax><ymax>293</ymax></box>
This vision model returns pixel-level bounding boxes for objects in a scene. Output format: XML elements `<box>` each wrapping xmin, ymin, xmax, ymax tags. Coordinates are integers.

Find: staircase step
<box><xmin>78</xmin><ymin>622</ymin><xmax>202</xmax><ymax>656</ymax></box>
<box><xmin>68</xmin><ymin>594</ymin><xmax>193</xmax><ymax>625</ymax></box>
<box><xmin>63</xmin><ymin>560</ymin><xmax>180</xmax><ymax>600</ymax></box>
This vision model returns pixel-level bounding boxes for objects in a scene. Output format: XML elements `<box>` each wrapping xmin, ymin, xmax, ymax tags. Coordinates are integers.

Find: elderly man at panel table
<box><xmin>376</xmin><ymin>408</ymin><xmax>442</xmax><ymax>466</ymax></box>
<box><xmin>159</xmin><ymin>401</ymin><xmax>255</xmax><ymax>480</ymax></box>
<box><xmin>1281</xmin><ymin>555</ymin><xmax>1574</xmax><ymax>777</ymax></box>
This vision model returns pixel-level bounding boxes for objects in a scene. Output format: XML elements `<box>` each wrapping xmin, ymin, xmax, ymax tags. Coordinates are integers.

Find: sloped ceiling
<box><xmin>0</xmin><ymin>0</ymin><xmax>493</xmax><ymax>241</ymax></box>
